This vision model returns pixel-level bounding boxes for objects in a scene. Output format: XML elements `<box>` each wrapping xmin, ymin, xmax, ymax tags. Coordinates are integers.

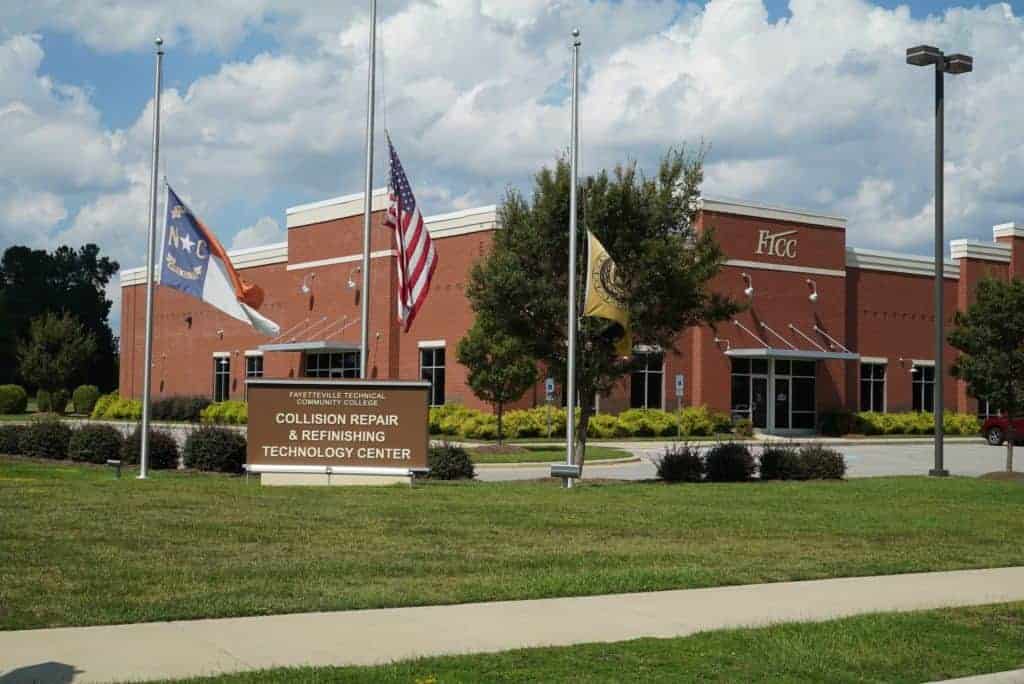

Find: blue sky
<box><xmin>2</xmin><ymin>0</ymin><xmax>1024</xmax><ymax>333</ymax></box>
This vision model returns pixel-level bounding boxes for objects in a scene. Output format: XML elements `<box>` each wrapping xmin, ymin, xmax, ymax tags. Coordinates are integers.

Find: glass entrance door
<box><xmin>774</xmin><ymin>378</ymin><xmax>790</xmax><ymax>430</ymax></box>
<box><xmin>752</xmin><ymin>376</ymin><xmax>768</xmax><ymax>429</ymax></box>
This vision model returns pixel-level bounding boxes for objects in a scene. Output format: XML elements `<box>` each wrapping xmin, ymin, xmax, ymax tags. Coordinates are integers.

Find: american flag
<box><xmin>384</xmin><ymin>135</ymin><xmax>437</xmax><ymax>331</ymax></box>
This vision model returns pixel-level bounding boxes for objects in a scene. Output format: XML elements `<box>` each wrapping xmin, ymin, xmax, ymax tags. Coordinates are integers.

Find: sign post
<box><xmin>674</xmin><ymin>373</ymin><xmax>685</xmax><ymax>440</ymax></box>
<box><xmin>245</xmin><ymin>379</ymin><xmax>430</xmax><ymax>486</ymax></box>
<box><xmin>545</xmin><ymin>377</ymin><xmax>555</xmax><ymax>439</ymax></box>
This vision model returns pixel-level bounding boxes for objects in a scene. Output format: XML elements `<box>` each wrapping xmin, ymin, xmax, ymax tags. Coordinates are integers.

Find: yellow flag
<box><xmin>584</xmin><ymin>231</ymin><xmax>631</xmax><ymax>357</ymax></box>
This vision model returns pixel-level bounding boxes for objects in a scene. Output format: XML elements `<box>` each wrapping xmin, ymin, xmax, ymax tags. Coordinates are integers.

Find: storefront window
<box><xmin>213</xmin><ymin>356</ymin><xmax>230</xmax><ymax>402</ymax></box>
<box><xmin>859</xmin><ymin>363</ymin><xmax>886</xmax><ymax>412</ymax></box>
<box><xmin>420</xmin><ymin>347</ymin><xmax>446</xmax><ymax>406</ymax></box>
<box><xmin>630</xmin><ymin>351</ymin><xmax>664</xmax><ymax>409</ymax></box>
<box><xmin>912</xmin><ymin>365</ymin><xmax>935</xmax><ymax>412</ymax></box>
<box><xmin>303</xmin><ymin>351</ymin><xmax>360</xmax><ymax>378</ymax></box>
<box><xmin>244</xmin><ymin>354</ymin><xmax>264</xmax><ymax>399</ymax></box>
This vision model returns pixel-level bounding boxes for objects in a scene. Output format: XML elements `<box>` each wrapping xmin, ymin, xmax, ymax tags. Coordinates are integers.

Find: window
<box><xmin>976</xmin><ymin>399</ymin><xmax>998</xmax><ymax>418</ymax></box>
<box><xmin>213</xmin><ymin>356</ymin><xmax>230</xmax><ymax>402</ymax></box>
<box><xmin>630</xmin><ymin>351</ymin><xmax>664</xmax><ymax>409</ymax></box>
<box><xmin>420</xmin><ymin>347</ymin><xmax>445</xmax><ymax>406</ymax></box>
<box><xmin>859</xmin><ymin>363</ymin><xmax>886</xmax><ymax>412</ymax></box>
<box><xmin>912</xmin><ymin>364</ymin><xmax>935</xmax><ymax>412</ymax></box>
<box><xmin>244</xmin><ymin>354</ymin><xmax>264</xmax><ymax>399</ymax></box>
<box><xmin>303</xmin><ymin>351</ymin><xmax>360</xmax><ymax>378</ymax></box>
<box><xmin>730</xmin><ymin>358</ymin><xmax>769</xmax><ymax>427</ymax></box>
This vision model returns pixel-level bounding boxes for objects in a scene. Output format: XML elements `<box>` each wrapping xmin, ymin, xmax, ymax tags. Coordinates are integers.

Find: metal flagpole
<box><xmin>564</xmin><ymin>28</ymin><xmax>581</xmax><ymax>489</ymax></box>
<box><xmin>139</xmin><ymin>37</ymin><xmax>164</xmax><ymax>480</ymax></box>
<box><xmin>359</xmin><ymin>0</ymin><xmax>377</xmax><ymax>379</ymax></box>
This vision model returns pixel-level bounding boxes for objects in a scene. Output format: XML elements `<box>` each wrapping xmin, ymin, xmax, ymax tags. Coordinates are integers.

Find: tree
<box><xmin>466</xmin><ymin>147</ymin><xmax>738</xmax><ymax>465</ymax></box>
<box><xmin>17</xmin><ymin>312</ymin><xmax>98</xmax><ymax>396</ymax></box>
<box><xmin>457</xmin><ymin>319</ymin><xmax>538</xmax><ymax>445</ymax></box>
<box><xmin>949</xmin><ymin>277</ymin><xmax>1024</xmax><ymax>472</ymax></box>
<box><xmin>0</xmin><ymin>244</ymin><xmax>119</xmax><ymax>390</ymax></box>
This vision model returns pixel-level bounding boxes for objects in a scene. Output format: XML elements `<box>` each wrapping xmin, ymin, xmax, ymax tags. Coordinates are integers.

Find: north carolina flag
<box><xmin>159</xmin><ymin>185</ymin><xmax>280</xmax><ymax>336</ymax></box>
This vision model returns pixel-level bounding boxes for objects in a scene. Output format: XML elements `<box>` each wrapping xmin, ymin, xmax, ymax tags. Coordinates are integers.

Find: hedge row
<box><xmin>91</xmin><ymin>393</ymin><xmax>143</xmax><ymax>420</ymax></box>
<box><xmin>429</xmin><ymin>405</ymin><xmax>734</xmax><ymax>440</ymax></box>
<box><xmin>655</xmin><ymin>442</ymin><xmax>846</xmax><ymax>483</ymax></box>
<box><xmin>820</xmin><ymin>411</ymin><xmax>981</xmax><ymax>436</ymax></box>
<box><xmin>2</xmin><ymin>418</ymin><xmax>465</xmax><ymax>480</ymax></box>
<box><xmin>200</xmin><ymin>401</ymin><xmax>248</xmax><ymax>425</ymax></box>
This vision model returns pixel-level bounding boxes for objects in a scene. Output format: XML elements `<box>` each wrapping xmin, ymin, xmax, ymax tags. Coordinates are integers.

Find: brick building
<box><xmin>120</xmin><ymin>191</ymin><xmax>1023</xmax><ymax>435</ymax></box>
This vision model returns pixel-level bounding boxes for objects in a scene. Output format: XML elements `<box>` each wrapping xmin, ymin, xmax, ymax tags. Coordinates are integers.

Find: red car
<box><xmin>981</xmin><ymin>416</ymin><xmax>1024</xmax><ymax>446</ymax></box>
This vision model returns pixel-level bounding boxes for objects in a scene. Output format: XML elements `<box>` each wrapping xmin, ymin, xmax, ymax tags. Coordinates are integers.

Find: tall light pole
<box><xmin>906</xmin><ymin>45</ymin><xmax>973</xmax><ymax>477</ymax></box>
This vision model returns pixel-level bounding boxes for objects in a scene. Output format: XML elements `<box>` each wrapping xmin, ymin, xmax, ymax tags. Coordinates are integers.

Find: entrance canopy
<box><xmin>724</xmin><ymin>319</ymin><xmax>859</xmax><ymax>363</ymax></box>
<box><xmin>258</xmin><ymin>340</ymin><xmax>359</xmax><ymax>353</ymax></box>
<box><xmin>725</xmin><ymin>348</ymin><xmax>859</xmax><ymax>362</ymax></box>
<box><xmin>257</xmin><ymin>315</ymin><xmax>360</xmax><ymax>353</ymax></box>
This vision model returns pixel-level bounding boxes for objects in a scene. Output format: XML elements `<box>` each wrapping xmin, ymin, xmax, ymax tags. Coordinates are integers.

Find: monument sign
<box><xmin>246</xmin><ymin>378</ymin><xmax>430</xmax><ymax>485</ymax></box>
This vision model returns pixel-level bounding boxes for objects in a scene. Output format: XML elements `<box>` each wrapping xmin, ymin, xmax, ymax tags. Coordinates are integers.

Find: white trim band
<box><xmin>724</xmin><ymin>259</ymin><xmax>845</xmax><ymax>278</ymax></box>
<box><xmin>417</xmin><ymin>340</ymin><xmax>446</xmax><ymax>348</ymax></box>
<box><xmin>244</xmin><ymin>350</ymin><xmax>264</xmax><ymax>357</ymax></box>
<box><xmin>950</xmin><ymin>239</ymin><xmax>1011</xmax><ymax>263</ymax></box>
<box><xmin>993</xmin><ymin>222</ymin><xmax>1024</xmax><ymax>240</ymax></box>
<box><xmin>700</xmin><ymin>197</ymin><xmax>847</xmax><ymax>229</ymax></box>
<box><xmin>846</xmin><ymin>248</ymin><xmax>959</xmax><ymax>280</ymax></box>
<box><xmin>212</xmin><ymin>351</ymin><xmax>230</xmax><ymax>358</ymax></box>
<box><xmin>860</xmin><ymin>356</ymin><xmax>888</xmax><ymax>364</ymax></box>
<box><xmin>287</xmin><ymin>250</ymin><xmax>397</xmax><ymax>272</ymax></box>
<box><xmin>912</xmin><ymin>359</ymin><xmax>935</xmax><ymax>367</ymax></box>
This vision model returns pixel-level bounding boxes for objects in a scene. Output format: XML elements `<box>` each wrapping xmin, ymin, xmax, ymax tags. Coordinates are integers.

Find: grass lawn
<box><xmin>468</xmin><ymin>445</ymin><xmax>630</xmax><ymax>464</ymax></box>
<box><xmin>2</xmin><ymin>456</ymin><xmax>1024</xmax><ymax>631</ymax></box>
<box><xmin>162</xmin><ymin>603</ymin><xmax>1024</xmax><ymax>683</ymax></box>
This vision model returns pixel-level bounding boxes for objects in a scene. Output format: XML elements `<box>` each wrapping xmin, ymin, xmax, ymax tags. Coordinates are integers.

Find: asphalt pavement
<box><xmin>475</xmin><ymin>439</ymin><xmax>1011</xmax><ymax>482</ymax></box>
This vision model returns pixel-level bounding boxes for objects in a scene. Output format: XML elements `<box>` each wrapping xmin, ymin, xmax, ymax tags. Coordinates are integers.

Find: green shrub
<box><xmin>798</xmin><ymin>444</ymin><xmax>846</xmax><ymax>480</ymax></box>
<box><xmin>759</xmin><ymin>444</ymin><xmax>804</xmax><ymax>480</ymax></box>
<box><xmin>945</xmin><ymin>411</ymin><xmax>981</xmax><ymax>436</ymax></box>
<box><xmin>0</xmin><ymin>424</ymin><xmax>25</xmax><ymax>454</ymax></box>
<box><xmin>68</xmin><ymin>424</ymin><xmax>124</xmax><ymax>464</ymax></box>
<box><xmin>616</xmin><ymin>409</ymin><xmax>657</xmax><ymax>437</ymax></box>
<box><xmin>655</xmin><ymin>443</ymin><xmax>704</xmax><ymax>482</ymax></box>
<box><xmin>36</xmin><ymin>389</ymin><xmax>52</xmax><ymax>413</ymax></box>
<box><xmin>462</xmin><ymin>415</ymin><xmax>499</xmax><ymax>440</ymax></box>
<box><xmin>677</xmin><ymin>406</ymin><xmax>714</xmax><ymax>436</ymax></box>
<box><xmin>200</xmin><ymin>401</ymin><xmax>248</xmax><ymax>425</ymax></box>
<box><xmin>0</xmin><ymin>385</ymin><xmax>28</xmax><ymax>414</ymax></box>
<box><xmin>152</xmin><ymin>395</ymin><xmax>212</xmax><ymax>422</ymax></box>
<box><xmin>710</xmin><ymin>410</ymin><xmax>733</xmax><ymax>434</ymax></box>
<box><xmin>18</xmin><ymin>418</ymin><xmax>72</xmax><ymax>459</ymax></box>
<box><xmin>427</xmin><ymin>443</ymin><xmax>475</xmax><ymax>480</ymax></box>
<box><xmin>733</xmin><ymin>418</ymin><xmax>755</xmax><ymax>438</ymax></box>
<box><xmin>587</xmin><ymin>413</ymin><xmax>618</xmax><ymax>439</ymax></box>
<box><xmin>91</xmin><ymin>392</ymin><xmax>118</xmax><ymax>419</ymax></box>
<box><xmin>705</xmin><ymin>442</ymin><xmax>756</xmax><ymax>482</ymax></box>
<box><xmin>505</xmin><ymin>408</ymin><xmax>546</xmax><ymax>438</ymax></box>
<box><xmin>819</xmin><ymin>411</ymin><xmax>855</xmax><ymax>436</ymax></box>
<box><xmin>184</xmin><ymin>426</ymin><xmax>247</xmax><ymax>473</ymax></box>
<box><xmin>98</xmin><ymin>396</ymin><xmax>143</xmax><ymax>420</ymax></box>
<box><xmin>121</xmin><ymin>427</ymin><xmax>179</xmax><ymax>469</ymax></box>
<box><xmin>72</xmin><ymin>385</ymin><xmax>101</xmax><ymax>415</ymax></box>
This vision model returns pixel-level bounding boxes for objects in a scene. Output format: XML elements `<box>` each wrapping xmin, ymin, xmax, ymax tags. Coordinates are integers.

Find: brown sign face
<box><xmin>246</xmin><ymin>379</ymin><xmax>430</xmax><ymax>470</ymax></box>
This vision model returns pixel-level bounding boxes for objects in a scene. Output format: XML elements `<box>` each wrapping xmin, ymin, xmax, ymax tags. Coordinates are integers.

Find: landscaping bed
<box><xmin>2</xmin><ymin>456</ymin><xmax>1023</xmax><ymax>630</ymax></box>
<box><xmin>467</xmin><ymin>444</ymin><xmax>630</xmax><ymax>464</ymax></box>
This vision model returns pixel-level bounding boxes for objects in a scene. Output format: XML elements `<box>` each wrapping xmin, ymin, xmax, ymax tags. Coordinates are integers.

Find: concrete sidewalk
<box><xmin>2</xmin><ymin>567</ymin><xmax>1024</xmax><ymax>683</ymax></box>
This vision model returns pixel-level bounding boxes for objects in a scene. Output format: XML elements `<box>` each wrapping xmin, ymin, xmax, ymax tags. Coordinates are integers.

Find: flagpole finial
<box><xmin>572</xmin><ymin>27</ymin><xmax>580</xmax><ymax>45</ymax></box>
<box><xmin>155</xmin><ymin>37</ymin><xmax>164</xmax><ymax>50</ymax></box>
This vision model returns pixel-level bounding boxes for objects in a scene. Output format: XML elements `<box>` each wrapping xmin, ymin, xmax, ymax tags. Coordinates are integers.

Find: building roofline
<box><xmin>699</xmin><ymin>197</ymin><xmax>847</xmax><ymax>229</ymax></box>
<box><xmin>949</xmin><ymin>239</ymin><xmax>1011</xmax><ymax>263</ymax></box>
<box><xmin>846</xmin><ymin>247</ymin><xmax>959</xmax><ymax>280</ymax></box>
<box><xmin>993</xmin><ymin>222</ymin><xmax>1024</xmax><ymax>240</ymax></box>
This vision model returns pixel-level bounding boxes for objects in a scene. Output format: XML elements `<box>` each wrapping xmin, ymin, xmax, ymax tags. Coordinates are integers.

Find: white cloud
<box><xmin>4</xmin><ymin>0</ymin><xmax>1024</xmax><ymax>296</ymax></box>
<box><xmin>231</xmin><ymin>216</ymin><xmax>283</xmax><ymax>250</ymax></box>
